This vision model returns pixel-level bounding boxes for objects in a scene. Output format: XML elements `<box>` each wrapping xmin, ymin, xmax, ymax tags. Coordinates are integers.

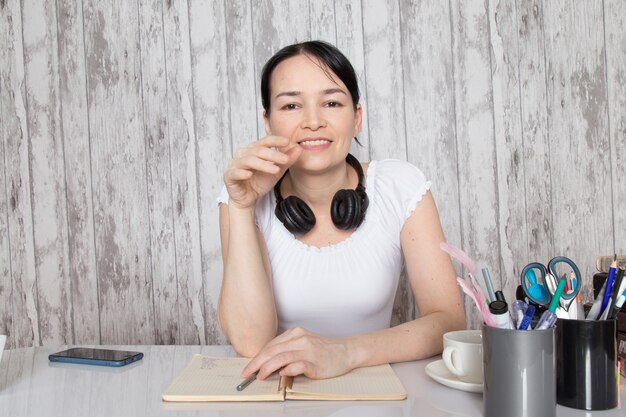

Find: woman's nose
<box><xmin>300</xmin><ymin>107</ymin><xmax>326</xmax><ymax>130</ymax></box>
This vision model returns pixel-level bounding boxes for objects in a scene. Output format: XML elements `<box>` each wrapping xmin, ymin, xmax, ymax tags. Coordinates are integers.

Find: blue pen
<box><xmin>519</xmin><ymin>304</ymin><xmax>536</xmax><ymax>330</ymax></box>
<box><xmin>599</xmin><ymin>255</ymin><xmax>618</xmax><ymax>317</ymax></box>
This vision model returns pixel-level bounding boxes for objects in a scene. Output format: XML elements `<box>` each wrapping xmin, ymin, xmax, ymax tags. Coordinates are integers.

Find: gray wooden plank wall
<box><xmin>0</xmin><ymin>0</ymin><xmax>624</xmax><ymax>348</ymax></box>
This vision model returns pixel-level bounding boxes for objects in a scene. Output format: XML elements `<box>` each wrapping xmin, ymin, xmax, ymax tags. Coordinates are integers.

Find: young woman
<box><xmin>217</xmin><ymin>41</ymin><xmax>465</xmax><ymax>381</ymax></box>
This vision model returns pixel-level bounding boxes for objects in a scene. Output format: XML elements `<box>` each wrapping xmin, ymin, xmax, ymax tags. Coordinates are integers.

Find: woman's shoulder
<box><xmin>368</xmin><ymin>158</ymin><xmax>429</xmax><ymax>188</ymax></box>
<box><xmin>367</xmin><ymin>159</ymin><xmax>431</xmax><ymax>223</ymax></box>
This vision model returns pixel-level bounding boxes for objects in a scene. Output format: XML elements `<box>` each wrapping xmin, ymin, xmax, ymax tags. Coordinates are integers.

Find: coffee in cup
<box><xmin>442</xmin><ymin>329</ymin><xmax>483</xmax><ymax>383</ymax></box>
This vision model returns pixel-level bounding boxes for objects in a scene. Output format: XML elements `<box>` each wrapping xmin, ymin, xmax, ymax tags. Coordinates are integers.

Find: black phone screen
<box><xmin>49</xmin><ymin>348</ymin><xmax>143</xmax><ymax>366</ymax></box>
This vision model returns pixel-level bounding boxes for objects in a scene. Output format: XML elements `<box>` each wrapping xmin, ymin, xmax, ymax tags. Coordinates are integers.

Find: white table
<box><xmin>0</xmin><ymin>345</ymin><xmax>624</xmax><ymax>417</ymax></box>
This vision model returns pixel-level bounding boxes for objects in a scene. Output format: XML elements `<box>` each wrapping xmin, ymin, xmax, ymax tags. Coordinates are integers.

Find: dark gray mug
<box><xmin>482</xmin><ymin>325</ymin><xmax>556</xmax><ymax>417</ymax></box>
<box><xmin>555</xmin><ymin>318</ymin><xmax>618</xmax><ymax>410</ymax></box>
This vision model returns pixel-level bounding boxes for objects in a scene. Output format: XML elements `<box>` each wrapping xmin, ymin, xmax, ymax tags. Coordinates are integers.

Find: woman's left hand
<box><xmin>241</xmin><ymin>327</ymin><xmax>355</xmax><ymax>380</ymax></box>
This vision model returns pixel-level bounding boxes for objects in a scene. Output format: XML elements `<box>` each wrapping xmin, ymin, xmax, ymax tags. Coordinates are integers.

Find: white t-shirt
<box><xmin>217</xmin><ymin>159</ymin><xmax>431</xmax><ymax>338</ymax></box>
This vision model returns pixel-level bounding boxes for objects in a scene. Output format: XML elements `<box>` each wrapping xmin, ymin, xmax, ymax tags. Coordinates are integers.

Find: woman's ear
<box><xmin>263</xmin><ymin>111</ymin><xmax>271</xmax><ymax>135</ymax></box>
<box><xmin>353</xmin><ymin>104</ymin><xmax>363</xmax><ymax>137</ymax></box>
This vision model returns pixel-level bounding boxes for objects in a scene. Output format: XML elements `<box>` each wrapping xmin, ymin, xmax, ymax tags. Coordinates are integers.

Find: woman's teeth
<box><xmin>300</xmin><ymin>139</ymin><xmax>330</xmax><ymax>146</ymax></box>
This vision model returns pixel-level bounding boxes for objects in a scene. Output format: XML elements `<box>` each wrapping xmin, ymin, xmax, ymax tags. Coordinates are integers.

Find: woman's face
<box><xmin>264</xmin><ymin>54</ymin><xmax>362</xmax><ymax>172</ymax></box>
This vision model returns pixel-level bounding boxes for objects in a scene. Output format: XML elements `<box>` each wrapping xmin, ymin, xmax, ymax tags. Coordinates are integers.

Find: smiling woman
<box><xmin>216</xmin><ymin>40</ymin><xmax>465</xmax><ymax>381</ymax></box>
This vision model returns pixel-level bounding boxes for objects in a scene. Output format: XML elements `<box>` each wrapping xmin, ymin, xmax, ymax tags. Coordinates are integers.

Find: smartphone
<box><xmin>48</xmin><ymin>348</ymin><xmax>143</xmax><ymax>367</ymax></box>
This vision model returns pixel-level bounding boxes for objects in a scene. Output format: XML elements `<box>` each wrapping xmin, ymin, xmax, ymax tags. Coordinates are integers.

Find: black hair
<box><xmin>260</xmin><ymin>40</ymin><xmax>360</xmax><ymax>114</ymax></box>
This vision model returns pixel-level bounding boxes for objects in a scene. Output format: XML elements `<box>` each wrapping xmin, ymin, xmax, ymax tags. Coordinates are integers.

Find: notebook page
<box><xmin>162</xmin><ymin>355</ymin><xmax>283</xmax><ymax>402</ymax></box>
<box><xmin>287</xmin><ymin>364</ymin><xmax>406</xmax><ymax>400</ymax></box>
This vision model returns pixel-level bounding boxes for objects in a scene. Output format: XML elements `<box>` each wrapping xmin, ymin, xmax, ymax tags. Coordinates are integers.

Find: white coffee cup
<box><xmin>0</xmin><ymin>335</ymin><xmax>6</xmax><ymax>363</ymax></box>
<box><xmin>442</xmin><ymin>329</ymin><xmax>483</xmax><ymax>383</ymax></box>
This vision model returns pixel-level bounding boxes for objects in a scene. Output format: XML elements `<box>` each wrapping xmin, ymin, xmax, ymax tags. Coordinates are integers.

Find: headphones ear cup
<box><xmin>331</xmin><ymin>189</ymin><xmax>362</xmax><ymax>230</ymax></box>
<box><xmin>275</xmin><ymin>196</ymin><xmax>316</xmax><ymax>235</ymax></box>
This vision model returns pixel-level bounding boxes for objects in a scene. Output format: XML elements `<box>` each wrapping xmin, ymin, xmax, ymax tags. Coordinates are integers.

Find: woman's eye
<box><xmin>326</xmin><ymin>101</ymin><xmax>342</xmax><ymax>108</ymax></box>
<box><xmin>281</xmin><ymin>103</ymin><xmax>298</xmax><ymax>110</ymax></box>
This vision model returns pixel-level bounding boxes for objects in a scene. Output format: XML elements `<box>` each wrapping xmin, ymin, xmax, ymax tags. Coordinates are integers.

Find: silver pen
<box><xmin>236</xmin><ymin>372</ymin><xmax>257</xmax><ymax>391</ymax></box>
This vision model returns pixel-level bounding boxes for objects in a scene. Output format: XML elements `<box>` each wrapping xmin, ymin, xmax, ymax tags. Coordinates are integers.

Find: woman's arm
<box><xmin>218</xmin><ymin>203</ymin><xmax>277</xmax><ymax>357</ymax></box>
<box><xmin>218</xmin><ymin>136</ymin><xmax>302</xmax><ymax>357</ymax></box>
<box><xmin>242</xmin><ymin>191</ymin><xmax>466</xmax><ymax>379</ymax></box>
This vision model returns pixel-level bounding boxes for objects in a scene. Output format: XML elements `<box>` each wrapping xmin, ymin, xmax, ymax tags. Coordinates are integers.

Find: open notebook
<box><xmin>162</xmin><ymin>355</ymin><xmax>406</xmax><ymax>402</ymax></box>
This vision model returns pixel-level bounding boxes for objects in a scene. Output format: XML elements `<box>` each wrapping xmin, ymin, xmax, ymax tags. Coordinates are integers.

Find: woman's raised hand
<box><xmin>224</xmin><ymin>136</ymin><xmax>302</xmax><ymax>209</ymax></box>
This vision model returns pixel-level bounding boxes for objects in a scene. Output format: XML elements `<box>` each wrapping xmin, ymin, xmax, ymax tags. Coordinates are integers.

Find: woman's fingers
<box><xmin>249</xmin><ymin>135</ymin><xmax>291</xmax><ymax>149</ymax></box>
<box><xmin>224</xmin><ymin>135</ymin><xmax>302</xmax><ymax>208</ymax></box>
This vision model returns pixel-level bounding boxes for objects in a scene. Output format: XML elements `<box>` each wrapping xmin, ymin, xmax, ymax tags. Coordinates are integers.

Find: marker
<box><xmin>489</xmin><ymin>300</ymin><xmax>514</xmax><ymax>329</ymax></box>
<box><xmin>236</xmin><ymin>373</ymin><xmax>257</xmax><ymax>391</ymax></box>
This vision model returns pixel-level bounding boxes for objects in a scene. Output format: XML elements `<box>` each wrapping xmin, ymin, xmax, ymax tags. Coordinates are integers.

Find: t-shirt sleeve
<box><xmin>215</xmin><ymin>185</ymin><xmax>273</xmax><ymax>236</ymax></box>
<box><xmin>216</xmin><ymin>185</ymin><xmax>229</xmax><ymax>205</ymax></box>
<box><xmin>373</xmin><ymin>159</ymin><xmax>432</xmax><ymax>227</ymax></box>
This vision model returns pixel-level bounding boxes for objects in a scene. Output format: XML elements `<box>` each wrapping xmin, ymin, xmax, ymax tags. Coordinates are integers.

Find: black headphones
<box><xmin>273</xmin><ymin>153</ymin><xmax>369</xmax><ymax>235</ymax></box>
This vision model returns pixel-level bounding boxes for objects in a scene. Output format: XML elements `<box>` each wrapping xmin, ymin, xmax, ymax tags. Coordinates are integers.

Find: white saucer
<box><xmin>425</xmin><ymin>359</ymin><xmax>483</xmax><ymax>393</ymax></box>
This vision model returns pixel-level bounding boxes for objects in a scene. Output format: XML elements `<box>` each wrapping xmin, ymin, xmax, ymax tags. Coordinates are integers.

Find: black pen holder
<box><xmin>555</xmin><ymin>318</ymin><xmax>618</xmax><ymax>410</ymax></box>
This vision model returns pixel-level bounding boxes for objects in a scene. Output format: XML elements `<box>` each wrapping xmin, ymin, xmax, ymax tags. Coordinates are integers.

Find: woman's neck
<box><xmin>283</xmin><ymin>162</ymin><xmax>355</xmax><ymax>207</ymax></box>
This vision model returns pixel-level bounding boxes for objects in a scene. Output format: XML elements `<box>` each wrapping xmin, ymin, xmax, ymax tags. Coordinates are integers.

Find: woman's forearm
<box><xmin>345</xmin><ymin>310</ymin><xmax>466</xmax><ymax>369</ymax></box>
<box><xmin>218</xmin><ymin>204</ymin><xmax>278</xmax><ymax>357</ymax></box>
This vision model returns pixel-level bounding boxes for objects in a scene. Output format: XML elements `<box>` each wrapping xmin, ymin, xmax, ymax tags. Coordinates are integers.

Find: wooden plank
<box><xmin>188</xmin><ymin>0</ymin><xmax>230</xmax><ymax>344</ymax></box>
<box><xmin>0</xmin><ymin>99</ymin><xmax>10</xmax><ymax>341</ymax></box>
<box><xmin>0</xmin><ymin>0</ymin><xmax>39</xmax><ymax>348</ymax></box>
<box><xmin>308</xmin><ymin>0</ymin><xmax>336</xmax><ymax>43</ymax></box>
<box><xmin>250</xmin><ymin>0</ymin><xmax>310</xmax><ymax>136</ymax></box>
<box><xmin>83</xmin><ymin>0</ymin><xmax>155</xmax><ymax>344</ymax></box>
<box><xmin>542</xmin><ymin>0</ymin><xmax>612</xmax><ymax>290</ymax></box>
<box><xmin>361</xmin><ymin>0</ymin><xmax>410</xmax><ymax>324</ymax></box>
<box><xmin>138</xmin><ymin>0</ymin><xmax>181</xmax><ymax>345</ymax></box>
<box><xmin>225</xmin><ymin>0</ymin><xmax>259</xmax><ymax>151</ymax></box>
<box><xmin>515</xmin><ymin>0</ymin><xmax>553</xmax><ymax>265</ymax></box>
<box><xmin>56</xmin><ymin>0</ymin><xmax>100</xmax><ymax>344</ymax></box>
<box><xmin>22</xmin><ymin>0</ymin><xmax>72</xmax><ymax>346</ymax></box>
<box><xmin>361</xmin><ymin>0</ymin><xmax>405</xmax><ymax>160</ymax></box>
<box><xmin>605</xmin><ymin>0</ymin><xmax>626</xmax><ymax>254</ymax></box>
<box><xmin>399</xmin><ymin>1</ymin><xmax>461</xmax><ymax>262</ymax></box>
<box><xmin>162</xmin><ymin>0</ymin><xmax>206</xmax><ymax>345</ymax></box>
<box><xmin>334</xmin><ymin>0</ymin><xmax>370</xmax><ymax>161</ymax></box>
<box><xmin>0</xmin><ymin>42</ymin><xmax>11</xmax><ymax>342</ymax></box>
<box><xmin>487</xmin><ymin>0</ymin><xmax>528</xmax><ymax>299</ymax></box>
<box><xmin>449</xmin><ymin>0</ymin><xmax>500</xmax><ymax>328</ymax></box>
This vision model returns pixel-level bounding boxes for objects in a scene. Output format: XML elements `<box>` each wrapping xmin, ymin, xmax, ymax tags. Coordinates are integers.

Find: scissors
<box><xmin>520</xmin><ymin>257</ymin><xmax>582</xmax><ymax>315</ymax></box>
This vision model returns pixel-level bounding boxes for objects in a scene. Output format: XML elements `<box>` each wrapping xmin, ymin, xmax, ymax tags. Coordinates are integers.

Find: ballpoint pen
<box><xmin>511</xmin><ymin>300</ymin><xmax>527</xmax><ymax>328</ymax></box>
<box><xmin>236</xmin><ymin>372</ymin><xmax>257</xmax><ymax>391</ymax></box>
<box><xmin>587</xmin><ymin>279</ymin><xmax>608</xmax><ymax>320</ymax></box>
<box><xmin>610</xmin><ymin>289</ymin><xmax>626</xmax><ymax>320</ymax></box>
<box><xmin>536</xmin><ymin>279</ymin><xmax>566</xmax><ymax>330</ymax></box>
<box><xmin>607</xmin><ymin>267</ymin><xmax>626</xmax><ymax>319</ymax></box>
<box><xmin>519</xmin><ymin>304</ymin><xmax>536</xmax><ymax>330</ymax></box>
<box><xmin>599</xmin><ymin>255</ymin><xmax>618</xmax><ymax>317</ymax></box>
<box><xmin>482</xmin><ymin>268</ymin><xmax>497</xmax><ymax>304</ymax></box>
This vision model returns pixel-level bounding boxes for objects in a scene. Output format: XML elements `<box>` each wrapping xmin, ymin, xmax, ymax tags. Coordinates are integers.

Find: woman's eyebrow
<box><xmin>322</xmin><ymin>88</ymin><xmax>347</xmax><ymax>96</ymax></box>
<box><xmin>275</xmin><ymin>90</ymin><xmax>301</xmax><ymax>99</ymax></box>
<box><xmin>274</xmin><ymin>88</ymin><xmax>347</xmax><ymax>100</ymax></box>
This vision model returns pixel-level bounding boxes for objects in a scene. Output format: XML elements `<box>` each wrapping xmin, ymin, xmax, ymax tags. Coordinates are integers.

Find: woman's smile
<box><xmin>298</xmin><ymin>137</ymin><xmax>332</xmax><ymax>151</ymax></box>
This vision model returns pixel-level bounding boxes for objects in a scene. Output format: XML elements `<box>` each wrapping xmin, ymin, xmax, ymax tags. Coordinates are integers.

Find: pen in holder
<box><xmin>482</xmin><ymin>324</ymin><xmax>556</xmax><ymax>417</ymax></box>
<box><xmin>555</xmin><ymin>318</ymin><xmax>618</xmax><ymax>410</ymax></box>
